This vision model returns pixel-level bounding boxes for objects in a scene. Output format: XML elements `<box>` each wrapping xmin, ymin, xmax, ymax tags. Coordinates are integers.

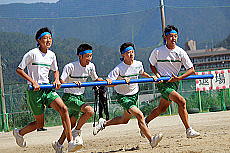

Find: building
<box><xmin>184</xmin><ymin>40</ymin><xmax>230</xmax><ymax>71</ymax></box>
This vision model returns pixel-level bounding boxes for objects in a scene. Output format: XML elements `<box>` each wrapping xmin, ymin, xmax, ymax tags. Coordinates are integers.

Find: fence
<box><xmin>0</xmin><ymin>75</ymin><xmax>229</xmax><ymax>132</ymax></box>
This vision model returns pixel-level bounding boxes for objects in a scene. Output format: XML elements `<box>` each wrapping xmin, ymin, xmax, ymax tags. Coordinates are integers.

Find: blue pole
<box><xmin>29</xmin><ymin>74</ymin><xmax>214</xmax><ymax>90</ymax></box>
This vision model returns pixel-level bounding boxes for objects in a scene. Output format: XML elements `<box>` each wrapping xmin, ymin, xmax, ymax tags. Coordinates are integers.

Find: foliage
<box><xmin>0</xmin><ymin>31</ymin><xmax>118</xmax><ymax>84</ymax></box>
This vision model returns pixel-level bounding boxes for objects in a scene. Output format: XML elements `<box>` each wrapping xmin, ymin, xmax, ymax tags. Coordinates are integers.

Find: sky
<box><xmin>0</xmin><ymin>0</ymin><xmax>59</xmax><ymax>4</ymax></box>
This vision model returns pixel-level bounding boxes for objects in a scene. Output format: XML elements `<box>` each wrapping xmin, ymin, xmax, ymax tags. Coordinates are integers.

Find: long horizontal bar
<box><xmin>29</xmin><ymin>74</ymin><xmax>214</xmax><ymax>90</ymax></box>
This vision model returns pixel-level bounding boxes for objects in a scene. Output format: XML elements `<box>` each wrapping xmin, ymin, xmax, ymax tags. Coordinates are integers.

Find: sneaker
<box><xmin>72</xmin><ymin>129</ymin><xmax>83</xmax><ymax>149</ymax></box>
<box><xmin>186</xmin><ymin>127</ymin><xmax>200</xmax><ymax>138</ymax></box>
<box><xmin>150</xmin><ymin>133</ymin><xmax>163</xmax><ymax>148</ymax></box>
<box><xmin>68</xmin><ymin>141</ymin><xmax>82</xmax><ymax>152</ymax></box>
<box><xmin>52</xmin><ymin>141</ymin><xmax>64</xmax><ymax>153</ymax></box>
<box><xmin>13</xmin><ymin>129</ymin><xmax>26</xmax><ymax>148</ymax></box>
<box><xmin>93</xmin><ymin>118</ymin><xmax>106</xmax><ymax>135</ymax></box>
<box><xmin>140</xmin><ymin>120</ymin><xmax>148</xmax><ymax>138</ymax></box>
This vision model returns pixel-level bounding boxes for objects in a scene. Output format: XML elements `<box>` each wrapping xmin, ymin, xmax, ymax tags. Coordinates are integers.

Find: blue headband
<box><xmin>121</xmin><ymin>46</ymin><xmax>134</xmax><ymax>54</ymax></box>
<box><xmin>165</xmin><ymin>30</ymin><xmax>177</xmax><ymax>36</ymax></box>
<box><xmin>38</xmin><ymin>32</ymin><xmax>51</xmax><ymax>39</ymax></box>
<box><xmin>79</xmin><ymin>50</ymin><xmax>93</xmax><ymax>55</ymax></box>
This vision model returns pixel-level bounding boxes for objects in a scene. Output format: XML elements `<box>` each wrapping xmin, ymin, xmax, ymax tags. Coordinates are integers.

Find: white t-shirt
<box><xmin>60</xmin><ymin>61</ymin><xmax>98</xmax><ymax>95</ymax></box>
<box><xmin>108</xmin><ymin>60</ymin><xmax>144</xmax><ymax>95</ymax></box>
<box><xmin>18</xmin><ymin>48</ymin><xmax>58</xmax><ymax>84</ymax></box>
<box><xmin>149</xmin><ymin>45</ymin><xmax>193</xmax><ymax>77</ymax></box>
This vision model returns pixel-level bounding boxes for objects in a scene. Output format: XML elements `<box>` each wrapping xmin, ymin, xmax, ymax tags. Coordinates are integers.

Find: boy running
<box><xmin>93</xmin><ymin>42</ymin><xmax>163</xmax><ymax>148</ymax></box>
<box><xmin>144</xmin><ymin>25</ymin><xmax>200</xmax><ymax>138</ymax></box>
<box><xmin>14</xmin><ymin>27</ymin><xmax>79</xmax><ymax>152</ymax></box>
<box><xmin>52</xmin><ymin>44</ymin><xmax>103</xmax><ymax>152</ymax></box>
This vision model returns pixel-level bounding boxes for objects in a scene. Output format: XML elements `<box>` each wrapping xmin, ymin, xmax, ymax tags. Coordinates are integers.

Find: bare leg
<box><xmin>57</xmin><ymin>104</ymin><xmax>93</xmax><ymax>145</ymax></box>
<box><xmin>50</xmin><ymin>97</ymin><xmax>72</xmax><ymax>142</ymax></box>
<box><xmin>58</xmin><ymin>116</ymin><xmax>77</xmax><ymax>145</ymax></box>
<box><xmin>169</xmin><ymin>91</ymin><xmax>190</xmax><ymax>129</ymax></box>
<box><xmin>129</xmin><ymin>106</ymin><xmax>152</xmax><ymax>141</ymax></box>
<box><xmin>145</xmin><ymin>98</ymin><xmax>171</xmax><ymax>124</ymax></box>
<box><xmin>75</xmin><ymin>104</ymin><xmax>94</xmax><ymax>130</ymax></box>
<box><xmin>104</xmin><ymin>111</ymin><xmax>132</xmax><ymax>126</ymax></box>
<box><xmin>19</xmin><ymin>114</ymin><xmax>45</xmax><ymax>136</ymax></box>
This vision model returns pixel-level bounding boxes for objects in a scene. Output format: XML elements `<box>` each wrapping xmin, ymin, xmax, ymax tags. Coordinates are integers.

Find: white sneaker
<box><xmin>93</xmin><ymin>118</ymin><xmax>106</xmax><ymax>135</ymax></box>
<box><xmin>140</xmin><ymin>120</ymin><xmax>148</xmax><ymax>138</ymax></box>
<box><xmin>72</xmin><ymin>129</ymin><xmax>83</xmax><ymax>149</ymax></box>
<box><xmin>13</xmin><ymin>129</ymin><xmax>26</xmax><ymax>148</ymax></box>
<box><xmin>52</xmin><ymin>141</ymin><xmax>64</xmax><ymax>153</ymax></box>
<box><xmin>186</xmin><ymin>127</ymin><xmax>200</xmax><ymax>138</ymax></box>
<box><xmin>150</xmin><ymin>133</ymin><xmax>163</xmax><ymax>148</ymax></box>
<box><xmin>68</xmin><ymin>140</ymin><xmax>82</xmax><ymax>152</ymax></box>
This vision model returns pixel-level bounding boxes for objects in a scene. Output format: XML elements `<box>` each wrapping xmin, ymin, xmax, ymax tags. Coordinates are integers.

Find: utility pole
<box><xmin>159</xmin><ymin>0</ymin><xmax>166</xmax><ymax>35</ymax></box>
<box><xmin>0</xmin><ymin>55</ymin><xmax>8</xmax><ymax>131</ymax></box>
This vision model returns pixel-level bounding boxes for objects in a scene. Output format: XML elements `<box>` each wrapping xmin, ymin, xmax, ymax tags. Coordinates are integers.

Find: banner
<box><xmin>195</xmin><ymin>71</ymin><xmax>212</xmax><ymax>91</ymax></box>
<box><xmin>196</xmin><ymin>69</ymin><xmax>230</xmax><ymax>91</ymax></box>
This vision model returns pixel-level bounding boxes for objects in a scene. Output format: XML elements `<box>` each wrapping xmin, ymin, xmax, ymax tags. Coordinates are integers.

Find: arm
<box><xmin>106</xmin><ymin>66</ymin><xmax>120</xmax><ymax>87</ymax></box>
<box><xmin>168</xmin><ymin>50</ymin><xmax>195</xmax><ymax>82</ymax></box>
<box><xmin>16</xmin><ymin>67</ymin><xmax>40</xmax><ymax>91</ymax></box>
<box><xmin>105</xmin><ymin>78</ymin><xmax>116</xmax><ymax>87</ymax></box>
<box><xmin>53</xmin><ymin>70</ymin><xmax>61</xmax><ymax>89</ymax></box>
<box><xmin>177</xmin><ymin>50</ymin><xmax>195</xmax><ymax>80</ymax></box>
<box><xmin>141</xmin><ymin>71</ymin><xmax>152</xmax><ymax>78</ymax></box>
<box><xmin>178</xmin><ymin>67</ymin><xmax>195</xmax><ymax>80</ymax></box>
<box><xmin>95</xmin><ymin>78</ymin><xmax>104</xmax><ymax>82</ymax></box>
<box><xmin>150</xmin><ymin>64</ymin><xmax>161</xmax><ymax>78</ymax></box>
<box><xmin>168</xmin><ymin>67</ymin><xmax>195</xmax><ymax>82</ymax></box>
<box><xmin>60</xmin><ymin>79</ymin><xmax>66</xmax><ymax>84</ymax></box>
<box><xmin>60</xmin><ymin>64</ymin><xmax>71</xmax><ymax>85</ymax></box>
<box><xmin>93</xmin><ymin>77</ymin><xmax>115</xmax><ymax>87</ymax></box>
<box><xmin>16</xmin><ymin>51</ymin><xmax>41</xmax><ymax>90</ymax></box>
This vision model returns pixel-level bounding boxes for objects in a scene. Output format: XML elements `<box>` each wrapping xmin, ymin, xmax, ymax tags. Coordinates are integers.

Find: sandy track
<box><xmin>1</xmin><ymin>111</ymin><xmax>230</xmax><ymax>153</ymax></box>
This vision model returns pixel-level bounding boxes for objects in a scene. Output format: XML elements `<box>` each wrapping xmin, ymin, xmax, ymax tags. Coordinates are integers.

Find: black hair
<box><xmin>77</xmin><ymin>44</ymin><xmax>93</xmax><ymax>55</ymax></box>
<box><xmin>35</xmin><ymin>27</ymin><xmax>52</xmax><ymax>40</ymax></box>
<box><xmin>119</xmin><ymin>42</ymin><xmax>135</xmax><ymax>54</ymax></box>
<box><xmin>164</xmin><ymin>25</ymin><xmax>178</xmax><ymax>36</ymax></box>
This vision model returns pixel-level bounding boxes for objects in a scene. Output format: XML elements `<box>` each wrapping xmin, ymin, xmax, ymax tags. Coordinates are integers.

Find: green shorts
<box><xmin>62</xmin><ymin>93</ymin><xmax>85</xmax><ymax>118</ymax></box>
<box><xmin>156</xmin><ymin>82</ymin><xmax>179</xmax><ymax>101</ymax></box>
<box><xmin>27</xmin><ymin>89</ymin><xmax>60</xmax><ymax>115</ymax></box>
<box><xmin>116</xmin><ymin>93</ymin><xmax>138</xmax><ymax>111</ymax></box>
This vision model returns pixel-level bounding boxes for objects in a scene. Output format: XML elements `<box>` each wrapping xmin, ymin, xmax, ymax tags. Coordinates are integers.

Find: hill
<box><xmin>0</xmin><ymin>32</ymin><xmax>120</xmax><ymax>84</ymax></box>
<box><xmin>215</xmin><ymin>34</ymin><xmax>230</xmax><ymax>49</ymax></box>
<box><xmin>1</xmin><ymin>31</ymin><xmax>230</xmax><ymax>84</ymax></box>
<box><xmin>0</xmin><ymin>0</ymin><xmax>229</xmax><ymax>49</ymax></box>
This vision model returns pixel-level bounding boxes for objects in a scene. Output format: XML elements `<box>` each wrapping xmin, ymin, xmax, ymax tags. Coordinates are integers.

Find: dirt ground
<box><xmin>1</xmin><ymin>111</ymin><xmax>230</xmax><ymax>153</ymax></box>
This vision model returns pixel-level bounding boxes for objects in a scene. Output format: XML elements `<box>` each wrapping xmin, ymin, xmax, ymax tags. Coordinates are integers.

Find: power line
<box><xmin>0</xmin><ymin>7</ymin><xmax>158</xmax><ymax>20</ymax></box>
<box><xmin>165</xmin><ymin>5</ymin><xmax>230</xmax><ymax>9</ymax></box>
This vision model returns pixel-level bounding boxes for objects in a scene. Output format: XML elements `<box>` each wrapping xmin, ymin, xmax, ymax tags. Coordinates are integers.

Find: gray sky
<box><xmin>0</xmin><ymin>0</ymin><xmax>59</xmax><ymax>4</ymax></box>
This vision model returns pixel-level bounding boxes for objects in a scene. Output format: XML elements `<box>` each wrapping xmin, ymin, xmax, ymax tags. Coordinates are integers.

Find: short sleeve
<box><xmin>18</xmin><ymin>51</ymin><xmax>33</xmax><ymax>70</ymax></box>
<box><xmin>149</xmin><ymin>49</ymin><xmax>157</xmax><ymax>66</ymax></box>
<box><xmin>107</xmin><ymin>67</ymin><xmax>120</xmax><ymax>80</ymax></box>
<box><xmin>50</xmin><ymin>54</ymin><xmax>58</xmax><ymax>71</ymax></box>
<box><xmin>90</xmin><ymin>64</ymin><xmax>98</xmax><ymax>81</ymax></box>
<box><xmin>139</xmin><ymin>62</ymin><xmax>144</xmax><ymax>74</ymax></box>
<box><xmin>60</xmin><ymin>64</ymin><xmax>72</xmax><ymax>81</ymax></box>
<box><xmin>181</xmin><ymin>51</ymin><xmax>193</xmax><ymax>69</ymax></box>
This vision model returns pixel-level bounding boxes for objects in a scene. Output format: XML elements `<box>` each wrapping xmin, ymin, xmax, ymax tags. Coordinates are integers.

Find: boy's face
<box><xmin>37</xmin><ymin>34</ymin><xmax>52</xmax><ymax>49</ymax></box>
<box><xmin>165</xmin><ymin>33</ymin><xmax>178</xmax><ymax>46</ymax></box>
<box><xmin>122</xmin><ymin>49</ymin><xmax>135</xmax><ymax>62</ymax></box>
<box><xmin>79</xmin><ymin>53</ymin><xmax>93</xmax><ymax>65</ymax></box>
